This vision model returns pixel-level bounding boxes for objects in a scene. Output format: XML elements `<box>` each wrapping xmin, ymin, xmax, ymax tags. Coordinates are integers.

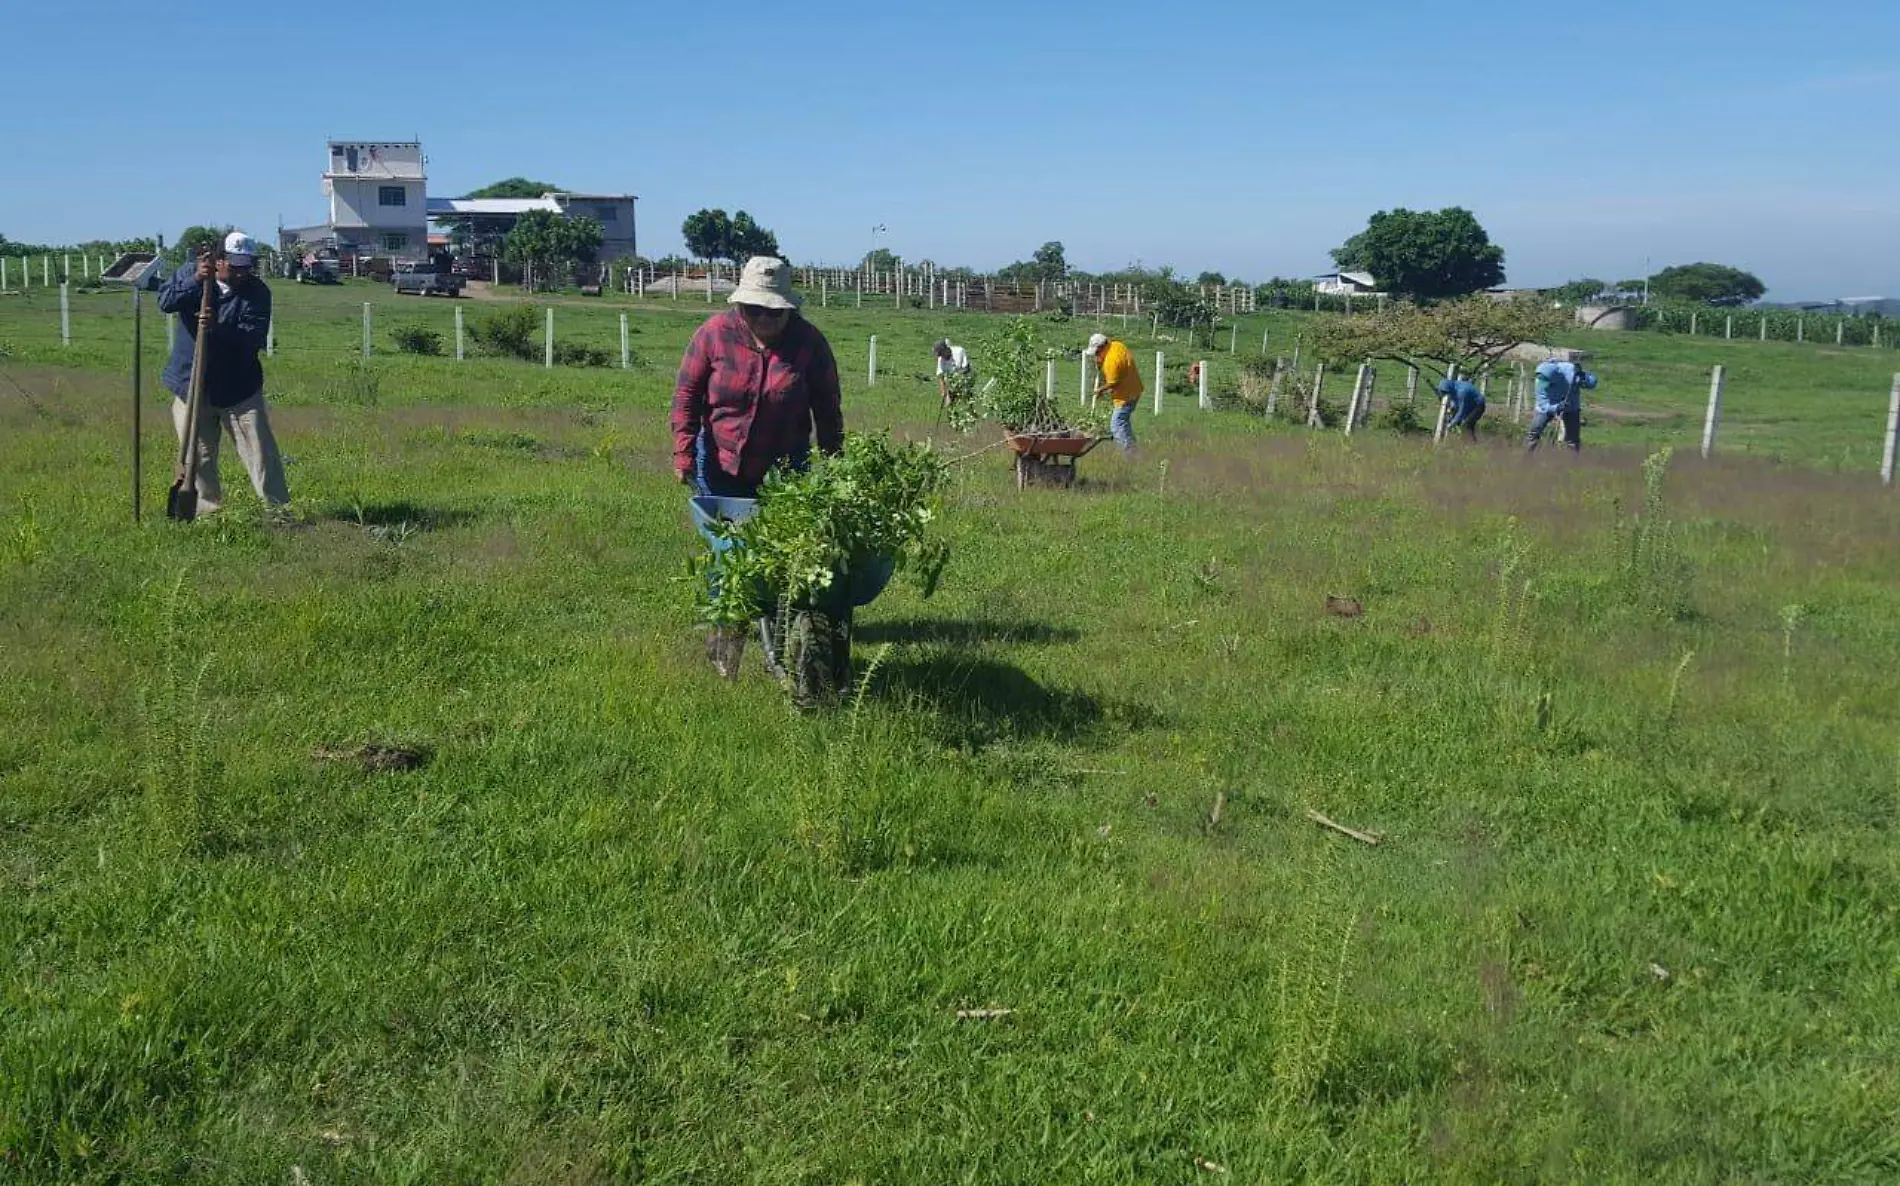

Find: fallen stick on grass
<box><xmin>955</xmin><ymin>1008</ymin><xmax>1015</xmax><ymax>1021</ymax></box>
<box><xmin>1306</xmin><ymin>810</ymin><xmax>1381</xmax><ymax>846</ymax></box>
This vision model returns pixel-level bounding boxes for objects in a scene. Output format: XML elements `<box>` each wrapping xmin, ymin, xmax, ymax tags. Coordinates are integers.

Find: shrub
<box><xmin>552</xmin><ymin>342</ymin><xmax>611</xmax><ymax>368</ymax></box>
<box><xmin>392</xmin><ymin>325</ymin><xmax>442</xmax><ymax>356</ymax></box>
<box><xmin>470</xmin><ymin>305</ymin><xmax>540</xmax><ymax>361</ymax></box>
<box><xmin>1376</xmin><ymin>400</ymin><xmax>1428</xmax><ymax>434</ymax></box>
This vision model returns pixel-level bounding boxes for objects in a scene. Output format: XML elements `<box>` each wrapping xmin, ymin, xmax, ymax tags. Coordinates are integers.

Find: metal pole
<box><xmin>1701</xmin><ymin>365</ymin><xmax>1725</xmax><ymax>459</ymax></box>
<box><xmin>545</xmin><ymin>307</ymin><xmax>555</xmax><ymax>368</ymax></box>
<box><xmin>619</xmin><ymin>312</ymin><xmax>630</xmax><ymax>369</ymax></box>
<box><xmin>1884</xmin><ymin>374</ymin><xmax>1900</xmax><ymax>485</ymax></box>
<box><xmin>362</xmin><ymin>302</ymin><xmax>371</xmax><ymax>359</ymax></box>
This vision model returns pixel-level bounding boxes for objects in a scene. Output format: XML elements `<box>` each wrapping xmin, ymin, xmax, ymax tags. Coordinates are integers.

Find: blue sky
<box><xmin>2</xmin><ymin>0</ymin><xmax>1894</xmax><ymax>299</ymax></box>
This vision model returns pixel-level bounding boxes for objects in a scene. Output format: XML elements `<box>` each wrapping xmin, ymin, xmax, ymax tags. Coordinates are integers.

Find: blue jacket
<box><xmin>158</xmin><ymin>264</ymin><xmax>271</xmax><ymax>408</ymax></box>
<box><xmin>1436</xmin><ymin>379</ymin><xmax>1484</xmax><ymax>427</ymax></box>
<box><xmin>1534</xmin><ymin>360</ymin><xmax>1596</xmax><ymax>415</ymax></box>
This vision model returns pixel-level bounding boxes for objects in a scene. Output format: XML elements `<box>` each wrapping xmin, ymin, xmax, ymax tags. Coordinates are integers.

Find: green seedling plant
<box><xmin>690</xmin><ymin>432</ymin><xmax>950</xmax><ymax>627</ymax></box>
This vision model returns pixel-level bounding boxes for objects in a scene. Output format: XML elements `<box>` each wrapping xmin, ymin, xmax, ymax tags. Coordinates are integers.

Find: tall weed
<box><xmin>1611</xmin><ymin>448</ymin><xmax>1694</xmax><ymax>619</ymax></box>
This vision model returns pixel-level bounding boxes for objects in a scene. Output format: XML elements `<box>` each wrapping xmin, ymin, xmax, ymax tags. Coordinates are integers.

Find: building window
<box><xmin>382</xmin><ymin>233</ymin><xmax>409</xmax><ymax>252</ymax></box>
<box><xmin>379</xmin><ymin>186</ymin><xmax>407</xmax><ymax>207</ymax></box>
<box><xmin>592</xmin><ymin>205</ymin><xmax>620</xmax><ymax>223</ymax></box>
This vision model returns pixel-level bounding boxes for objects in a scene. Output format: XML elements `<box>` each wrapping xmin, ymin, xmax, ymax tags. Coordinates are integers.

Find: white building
<box><xmin>323</xmin><ymin>140</ymin><xmax>428</xmax><ymax>260</ymax></box>
<box><xmin>1315</xmin><ymin>270</ymin><xmax>1380</xmax><ymax>296</ymax></box>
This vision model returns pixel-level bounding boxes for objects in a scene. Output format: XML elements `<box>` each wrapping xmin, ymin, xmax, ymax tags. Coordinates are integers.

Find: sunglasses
<box><xmin>741</xmin><ymin>304</ymin><xmax>791</xmax><ymax>320</ymax></box>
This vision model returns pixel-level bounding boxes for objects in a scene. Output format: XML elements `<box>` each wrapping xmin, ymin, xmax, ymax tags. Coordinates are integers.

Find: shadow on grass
<box><xmin>856</xmin><ymin>618</ymin><xmax>1081</xmax><ymax>647</ymax></box>
<box><xmin>318</xmin><ymin>500</ymin><xmax>477</xmax><ymax>532</ymax></box>
<box><xmin>874</xmin><ymin>650</ymin><xmax>1160</xmax><ymax>750</ymax></box>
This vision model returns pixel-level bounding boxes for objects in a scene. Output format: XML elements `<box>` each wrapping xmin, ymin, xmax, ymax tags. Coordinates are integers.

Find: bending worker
<box><xmin>1435</xmin><ymin>374</ymin><xmax>1486</xmax><ymax>441</ymax></box>
<box><xmin>934</xmin><ymin>338</ymin><xmax>971</xmax><ymax>407</ymax></box>
<box><xmin>1086</xmin><ymin>332</ymin><xmax>1144</xmax><ymax>453</ymax></box>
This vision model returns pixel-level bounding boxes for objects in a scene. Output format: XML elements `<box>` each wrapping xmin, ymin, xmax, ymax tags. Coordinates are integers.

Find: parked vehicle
<box><xmin>392</xmin><ymin>264</ymin><xmax>464</xmax><ymax>298</ymax></box>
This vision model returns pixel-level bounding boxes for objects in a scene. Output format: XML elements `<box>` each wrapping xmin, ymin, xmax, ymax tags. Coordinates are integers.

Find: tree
<box><xmin>860</xmin><ymin>247</ymin><xmax>897</xmax><ymax>272</ymax></box>
<box><xmin>1548</xmin><ymin>278</ymin><xmax>1608</xmax><ymax>304</ymax></box>
<box><xmin>728</xmin><ymin>211</ymin><xmax>780</xmax><ymax>261</ymax></box>
<box><xmin>1647</xmin><ymin>262</ymin><xmax>1765</xmax><ymax>306</ymax></box>
<box><xmin>1032</xmin><ymin>241</ymin><xmax>1067</xmax><ymax>281</ymax></box>
<box><xmin>175</xmin><ymin>224</ymin><xmax>231</xmax><ymax>259</ymax></box>
<box><xmin>1195</xmin><ymin>271</ymin><xmax>1227</xmax><ymax>286</ymax></box>
<box><xmin>1331</xmin><ymin>207</ymin><xmax>1505</xmax><ymax>301</ymax></box>
<box><xmin>681</xmin><ymin>209</ymin><xmax>731</xmax><ymax>262</ymax></box>
<box><xmin>682</xmin><ymin>208</ymin><xmax>781</xmax><ymax>264</ymax></box>
<box><xmin>468</xmin><ymin>177</ymin><xmax>563</xmax><ymax>199</ymax></box>
<box><xmin>1306</xmin><ymin>297</ymin><xmax>1568</xmax><ymax>381</ymax></box>
<box><xmin>503</xmin><ymin>209</ymin><xmax>602</xmax><ymax>289</ymax></box>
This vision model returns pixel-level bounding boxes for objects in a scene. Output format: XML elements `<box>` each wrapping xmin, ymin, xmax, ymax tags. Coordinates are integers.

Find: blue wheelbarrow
<box><xmin>690</xmin><ymin>495</ymin><xmax>897</xmax><ymax>704</ymax></box>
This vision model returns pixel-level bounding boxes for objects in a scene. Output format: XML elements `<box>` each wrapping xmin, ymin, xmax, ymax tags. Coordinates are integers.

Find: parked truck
<box><xmin>392</xmin><ymin>262</ymin><xmax>464</xmax><ymax>298</ymax></box>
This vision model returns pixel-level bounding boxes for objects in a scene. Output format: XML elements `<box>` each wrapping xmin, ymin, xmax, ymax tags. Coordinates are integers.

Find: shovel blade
<box><xmin>166</xmin><ymin>482</ymin><xmax>198</xmax><ymax>522</ymax></box>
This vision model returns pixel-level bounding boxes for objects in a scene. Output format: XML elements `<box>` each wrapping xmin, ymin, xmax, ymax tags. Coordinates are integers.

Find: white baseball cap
<box><xmin>1085</xmin><ymin>333</ymin><xmax>1109</xmax><ymax>353</ymax></box>
<box><xmin>223</xmin><ymin>231</ymin><xmax>259</xmax><ymax>265</ymax></box>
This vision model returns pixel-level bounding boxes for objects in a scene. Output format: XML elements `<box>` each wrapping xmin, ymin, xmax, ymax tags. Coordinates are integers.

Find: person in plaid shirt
<box><xmin>672</xmin><ymin>256</ymin><xmax>844</xmax><ymax>497</ymax></box>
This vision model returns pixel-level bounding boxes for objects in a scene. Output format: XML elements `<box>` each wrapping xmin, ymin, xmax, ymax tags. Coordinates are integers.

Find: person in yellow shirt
<box><xmin>1087</xmin><ymin>332</ymin><xmax>1144</xmax><ymax>453</ymax></box>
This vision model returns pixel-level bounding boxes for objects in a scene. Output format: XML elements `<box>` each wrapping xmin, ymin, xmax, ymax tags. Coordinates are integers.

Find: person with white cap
<box><xmin>157</xmin><ymin>230</ymin><xmax>289</xmax><ymax>511</ymax></box>
<box><xmin>1085</xmin><ymin>332</ymin><xmax>1144</xmax><ymax>453</ymax></box>
<box><xmin>1525</xmin><ymin>356</ymin><xmax>1598</xmax><ymax>453</ymax></box>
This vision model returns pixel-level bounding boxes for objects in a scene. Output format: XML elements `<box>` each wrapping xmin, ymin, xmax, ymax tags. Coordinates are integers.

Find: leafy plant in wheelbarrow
<box><xmin>688</xmin><ymin>432</ymin><xmax>950</xmax><ymax>707</ymax></box>
<box><xmin>946</xmin><ymin>316</ymin><xmax>1106</xmax><ymax>439</ymax></box>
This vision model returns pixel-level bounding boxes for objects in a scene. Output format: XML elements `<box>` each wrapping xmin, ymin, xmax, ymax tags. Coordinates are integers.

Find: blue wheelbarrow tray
<box><xmin>690</xmin><ymin>495</ymin><xmax>897</xmax><ymax>610</ymax></box>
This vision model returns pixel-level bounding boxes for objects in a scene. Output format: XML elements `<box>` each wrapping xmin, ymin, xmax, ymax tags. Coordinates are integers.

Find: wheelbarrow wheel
<box><xmin>760</xmin><ymin>606</ymin><xmax>853</xmax><ymax>708</ymax></box>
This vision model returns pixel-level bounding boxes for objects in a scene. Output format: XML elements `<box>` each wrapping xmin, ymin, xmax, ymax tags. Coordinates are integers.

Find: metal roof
<box><xmin>426</xmin><ymin>197</ymin><xmax>561</xmax><ymax>215</ymax></box>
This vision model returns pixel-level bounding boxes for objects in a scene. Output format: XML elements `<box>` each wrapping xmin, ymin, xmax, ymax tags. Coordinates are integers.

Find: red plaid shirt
<box><xmin>671</xmin><ymin>308</ymin><xmax>844</xmax><ymax>485</ymax></box>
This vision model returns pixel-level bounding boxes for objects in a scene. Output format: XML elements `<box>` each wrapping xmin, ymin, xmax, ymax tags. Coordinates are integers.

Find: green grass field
<box><xmin>3</xmin><ymin>280</ymin><xmax>1898</xmax><ymax>1182</ymax></box>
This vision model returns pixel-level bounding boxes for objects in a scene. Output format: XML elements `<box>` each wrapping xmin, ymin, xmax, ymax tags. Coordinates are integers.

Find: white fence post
<box><xmin>821</xmin><ymin>275</ymin><xmax>827</xmax><ymax>307</ymax></box>
<box><xmin>1837</xmin><ymin>320</ymin><xmax>1845</xmax><ymax>346</ymax></box>
<box><xmin>1882</xmin><ymin>374</ymin><xmax>1899</xmax><ymax>486</ymax></box>
<box><xmin>868</xmin><ymin>335</ymin><xmax>877</xmax><ymax>385</ymax></box>
<box><xmin>1725</xmin><ymin>315</ymin><xmax>1733</xmax><ymax>340</ymax></box>
<box><xmin>1432</xmin><ymin>365</ymin><xmax>1454</xmax><ymax>443</ymax></box>
<box><xmin>1153</xmin><ymin>351</ymin><xmax>1164</xmax><ymax>415</ymax></box>
<box><xmin>1701</xmin><ymin>365</ymin><xmax>1725</xmax><ymax>458</ymax></box>
<box><xmin>1344</xmin><ymin>363</ymin><xmax>1369</xmax><ymax>433</ymax></box>
<box><xmin>1230</xmin><ymin>323</ymin><xmax>1238</xmax><ymax>354</ymax></box>
<box><xmin>619</xmin><ymin>312</ymin><xmax>629</xmax><ymax>369</ymax></box>
<box><xmin>1308</xmin><ymin>363</ymin><xmax>1325</xmax><ymax>427</ymax></box>
<box><xmin>1080</xmin><ymin>354</ymin><xmax>1090</xmax><ymax>405</ymax></box>
<box><xmin>1045</xmin><ymin>358</ymin><xmax>1056</xmax><ymax>402</ymax></box>
<box><xmin>1</xmin><ymin>258</ymin><xmax>7</xmax><ymax>289</ymax></box>
<box><xmin>1405</xmin><ymin>365</ymin><xmax>1419</xmax><ymax>406</ymax></box>
<box><xmin>455</xmin><ymin>306</ymin><xmax>465</xmax><ymax>361</ymax></box>
<box><xmin>1797</xmin><ymin>317</ymin><xmax>1805</xmax><ymax>344</ymax></box>
<box><xmin>545</xmin><ymin>307</ymin><xmax>555</xmax><ymax>368</ymax></box>
<box><xmin>1198</xmin><ymin>359</ymin><xmax>1210</xmax><ymax>410</ymax></box>
<box><xmin>1759</xmin><ymin>316</ymin><xmax>1768</xmax><ymax>342</ymax></box>
<box><xmin>361</xmin><ymin>302</ymin><xmax>371</xmax><ymax>359</ymax></box>
<box><xmin>42</xmin><ymin>256</ymin><xmax>50</xmax><ymax>285</ymax></box>
<box><xmin>266</xmin><ymin>315</ymin><xmax>275</xmax><ymax>358</ymax></box>
<box><xmin>59</xmin><ymin>282</ymin><xmax>70</xmax><ymax>346</ymax></box>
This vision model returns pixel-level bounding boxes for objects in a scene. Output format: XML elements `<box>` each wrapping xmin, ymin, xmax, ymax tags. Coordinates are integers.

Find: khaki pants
<box><xmin>171</xmin><ymin>392</ymin><xmax>290</xmax><ymax>510</ymax></box>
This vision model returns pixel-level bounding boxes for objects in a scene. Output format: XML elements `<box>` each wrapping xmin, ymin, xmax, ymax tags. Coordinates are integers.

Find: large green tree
<box><xmin>682</xmin><ymin>208</ymin><xmax>780</xmax><ymax>263</ymax></box>
<box><xmin>1647</xmin><ymin>262</ymin><xmax>1765</xmax><ymax>306</ymax></box>
<box><xmin>503</xmin><ymin>209</ymin><xmax>602</xmax><ymax>288</ymax></box>
<box><xmin>1331</xmin><ymin>207</ymin><xmax>1505</xmax><ymax>301</ymax></box>
<box><xmin>1548</xmin><ymin>277</ymin><xmax>1608</xmax><ymax>304</ymax></box>
<box><xmin>175</xmin><ymin>225</ymin><xmax>232</xmax><ymax>260</ymax></box>
<box><xmin>468</xmin><ymin>177</ymin><xmax>563</xmax><ymax>199</ymax></box>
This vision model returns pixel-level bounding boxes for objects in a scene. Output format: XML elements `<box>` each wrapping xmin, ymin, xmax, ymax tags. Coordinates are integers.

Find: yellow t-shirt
<box><xmin>1098</xmin><ymin>340</ymin><xmax>1144</xmax><ymax>407</ymax></box>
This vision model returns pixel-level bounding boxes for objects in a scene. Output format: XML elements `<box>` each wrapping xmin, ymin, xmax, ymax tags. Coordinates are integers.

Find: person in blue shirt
<box><xmin>158</xmin><ymin>230</ymin><xmax>289</xmax><ymax>511</ymax></box>
<box><xmin>1525</xmin><ymin>358</ymin><xmax>1597</xmax><ymax>453</ymax></box>
<box><xmin>1435</xmin><ymin>376</ymin><xmax>1486</xmax><ymax>440</ymax></box>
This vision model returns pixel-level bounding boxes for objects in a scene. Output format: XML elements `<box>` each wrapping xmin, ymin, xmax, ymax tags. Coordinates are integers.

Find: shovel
<box><xmin>167</xmin><ymin>259</ymin><xmax>217</xmax><ymax>521</ymax></box>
